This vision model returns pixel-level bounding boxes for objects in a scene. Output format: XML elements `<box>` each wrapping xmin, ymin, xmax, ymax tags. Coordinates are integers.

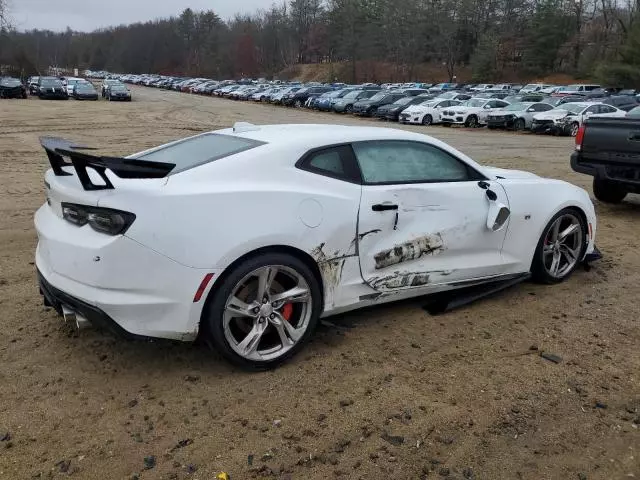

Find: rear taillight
<box><xmin>61</xmin><ymin>203</ymin><xmax>135</xmax><ymax>235</ymax></box>
<box><xmin>575</xmin><ymin>125</ymin><xmax>585</xmax><ymax>151</ymax></box>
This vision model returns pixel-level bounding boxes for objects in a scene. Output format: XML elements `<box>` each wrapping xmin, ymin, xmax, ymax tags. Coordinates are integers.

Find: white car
<box><xmin>35</xmin><ymin>123</ymin><xmax>598</xmax><ymax>368</ymax></box>
<box><xmin>64</xmin><ymin>77</ymin><xmax>85</xmax><ymax>96</ymax></box>
<box><xmin>520</xmin><ymin>83</ymin><xmax>554</xmax><ymax>94</ymax></box>
<box><xmin>399</xmin><ymin>99</ymin><xmax>462</xmax><ymax>125</ymax></box>
<box><xmin>532</xmin><ymin>102</ymin><xmax>626</xmax><ymax>136</ymax></box>
<box><xmin>440</xmin><ymin>98</ymin><xmax>510</xmax><ymax>127</ymax></box>
<box><xmin>470</xmin><ymin>84</ymin><xmax>495</xmax><ymax>92</ymax></box>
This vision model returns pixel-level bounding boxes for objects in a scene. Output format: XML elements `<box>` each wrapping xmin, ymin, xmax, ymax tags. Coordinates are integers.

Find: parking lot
<box><xmin>0</xmin><ymin>86</ymin><xmax>639</xmax><ymax>479</ymax></box>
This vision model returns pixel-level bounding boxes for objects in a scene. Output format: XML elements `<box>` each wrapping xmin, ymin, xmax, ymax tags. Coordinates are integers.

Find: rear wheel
<box><xmin>294</xmin><ymin>99</ymin><xmax>303</xmax><ymax>108</ymax></box>
<box><xmin>202</xmin><ymin>253</ymin><xmax>322</xmax><ymax>369</ymax></box>
<box><xmin>422</xmin><ymin>114</ymin><xmax>433</xmax><ymax>126</ymax></box>
<box><xmin>531</xmin><ymin>208</ymin><xmax>587</xmax><ymax>284</ymax></box>
<box><xmin>593</xmin><ymin>177</ymin><xmax>627</xmax><ymax>203</ymax></box>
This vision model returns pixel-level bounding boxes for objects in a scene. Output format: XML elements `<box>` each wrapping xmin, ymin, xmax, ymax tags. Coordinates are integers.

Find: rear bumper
<box><xmin>571</xmin><ymin>152</ymin><xmax>640</xmax><ymax>190</ymax></box>
<box><xmin>35</xmin><ymin>204</ymin><xmax>221</xmax><ymax>341</ymax></box>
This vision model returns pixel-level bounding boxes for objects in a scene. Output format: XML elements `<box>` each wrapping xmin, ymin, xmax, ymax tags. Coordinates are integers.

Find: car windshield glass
<box><xmin>76</xmin><ymin>84</ymin><xmax>94</xmax><ymax>92</ymax></box>
<box><xmin>393</xmin><ymin>97</ymin><xmax>414</xmax><ymax>105</ymax></box>
<box><xmin>136</xmin><ymin>133</ymin><xmax>265</xmax><ymax>174</ymax></box>
<box><xmin>438</xmin><ymin>92</ymin><xmax>455</xmax><ymax>99</ymax></box>
<box><xmin>504</xmin><ymin>103</ymin><xmax>527</xmax><ymax>111</ymax></box>
<box><xmin>1</xmin><ymin>78</ymin><xmax>21</xmax><ymax>87</ymax></box>
<box><xmin>419</xmin><ymin>101</ymin><xmax>437</xmax><ymax>107</ymax></box>
<box><xmin>464</xmin><ymin>99</ymin><xmax>486</xmax><ymax>107</ymax></box>
<box><xmin>562</xmin><ymin>104</ymin><xmax>585</xmax><ymax>114</ymax></box>
<box><xmin>343</xmin><ymin>90</ymin><xmax>362</xmax><ymax>99</ymax></box>
<box><xmin>40</xmin><ymin>78</ymin><xmax>62</xmax><ymax>87</ymax></box>
<box><xmin>627</xmin><ymin>106</ymin><xmax>640</xmax><ymax>116</ymax></box>
<box><xmin>111</xmin><ymin>85</ymin><xmax>127</xmax><ymax>92</ymax></box>
<box><xmin>369</xmin><ymin>93</ymin><xmax>387</xmax><ymax>101</ymax></box>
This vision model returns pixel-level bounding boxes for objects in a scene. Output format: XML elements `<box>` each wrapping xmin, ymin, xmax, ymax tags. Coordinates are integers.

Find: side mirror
<box><xmin>485</xmin><ymin>189</ymin><xmax>511</xmax><ymax>231</ymax></box>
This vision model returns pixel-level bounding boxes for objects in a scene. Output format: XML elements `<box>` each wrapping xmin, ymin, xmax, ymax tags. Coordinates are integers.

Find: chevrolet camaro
<box><xmin>35</xmin><ymin>123</ymin><xmax>599</xmax><ymax>368</ymax></box>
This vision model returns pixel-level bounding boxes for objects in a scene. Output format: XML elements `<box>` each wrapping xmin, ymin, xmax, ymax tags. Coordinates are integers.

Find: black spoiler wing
<box><xmin>40</xmin><ymin>136</ymin><xmax>175</xmax><ymax>191</ymax></box>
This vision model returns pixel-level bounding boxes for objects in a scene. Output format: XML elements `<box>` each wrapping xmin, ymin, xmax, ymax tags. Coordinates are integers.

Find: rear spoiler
<box><xmin>40</xmin><ymin>136</ymin><xmax>175</xmax><ymax>190</ymax></box>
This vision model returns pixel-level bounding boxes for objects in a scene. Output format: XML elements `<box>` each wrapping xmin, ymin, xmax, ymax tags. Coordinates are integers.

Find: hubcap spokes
<box><xmin>223</xmin><ymin>265</ymin><xmax>312</xmax><ymax>361</ymax></box>
<box><xmin>543</xmin><ymin>214</ymin><xmax>583</xmax><ymax>279</ymax></box>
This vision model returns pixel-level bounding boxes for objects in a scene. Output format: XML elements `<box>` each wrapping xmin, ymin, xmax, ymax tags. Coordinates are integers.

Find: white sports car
<box><xmin>399</xmin><ymin>99</ymin><xmax>462</xmax><ymax>125</ymax></box>
<box><xmin>35</xmin><ymin>123</ymin><xmax>599</xmax><ymax>368</ymax></box>
<box><xmin>440</xmin><ymin>98</ymin><xmax>510</xmax><ymax>127</ymax></box>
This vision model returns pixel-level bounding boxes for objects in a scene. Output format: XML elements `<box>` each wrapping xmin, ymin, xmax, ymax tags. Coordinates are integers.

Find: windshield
<box><xmin>504</xmin><ymin>103</ymin><xmax>527</xmax><ymax>111</ymax></box>
<box><xmin>76</xmin><ymin>84</ymin><xmax>94</xmax><ymax>92</ymax></box>
<box><xmin>562</xmin><ymin>103</ymin><xmax>586</xmax><ymax>114</ymax></box>
<box><xmin>463</xmin><ymin>99</ymin><xmax>486</xmax><ymax>108</ymax></box>
<box><xmin>438</xmin><ymin>92</ymin><xmax>455</xmax><ymax>99</ymax></box>
<box><xmin>393</xmin><ymin>97</ymin><xmax>414</xmax><ymax>105</ymax></box>
<box><xmin>343</xmin><ymin>90</ymin><xmax>362</xmax><ymax>99</ymax></box>
<box><xmin>0</xmin><ymin>78</ymin><xmax>21</xmax><ymax>87</ymax></box>
<box><xmin>40</xmin><ymin>78</ymin><xmax>62</xmax><ymax>87</ymax></box>
<box><xmin>369</xmin><ymin>93</ymin><xmax>387</xmax><ymax>101</ymax></box>
<box><xmin>136</xmin><ymin>133</ymin><xmax>265</xmax><ymax>174</ymax></box>
<box><xmin>111</xmin><ymin>85</ymin><xmax>128</xmax><ymax>92</ymax></box>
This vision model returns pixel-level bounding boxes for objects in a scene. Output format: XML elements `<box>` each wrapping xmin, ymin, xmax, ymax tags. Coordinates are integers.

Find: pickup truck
<box><xmin>571</xmin><ymin>117</ymin><xmax>640</xmax><ymax>203</ymax></box>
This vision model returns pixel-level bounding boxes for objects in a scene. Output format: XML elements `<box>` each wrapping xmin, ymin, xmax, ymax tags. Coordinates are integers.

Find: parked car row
<box><xmin>94</xmin><ymin>72</ymin><xmax>640</xmax><ymax>136</ymax></box>
<box><xmin>17</xmin><ymin>76</ymin><xmax>133</xmax><ymax>101</ymax></box>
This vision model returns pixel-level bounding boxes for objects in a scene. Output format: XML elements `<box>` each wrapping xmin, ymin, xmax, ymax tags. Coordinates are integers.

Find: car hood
<box><xmin>484</xmin><ymin>167</ymin><xmax>540</xmax><ymax>180</ymax></box>
<box><xmin>354</xmin><ymin>100</ymin><xmax>375</xmax><ymax>107</ymax></box>
<box><xmin>403</xmin><ymin>105</ymin><xmax>428</xmax><ymax>114</ymax></box>
<box><xmin>533</xmin><ymin>110</ymin><xmax>569</xmax><ymax>121</ymax></box>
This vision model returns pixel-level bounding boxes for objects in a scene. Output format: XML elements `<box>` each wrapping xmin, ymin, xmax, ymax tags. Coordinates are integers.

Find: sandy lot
<box><xmin>0</xmin><ymin>87</ymin><xmax>638</xmax><ymax>480</ymax></box>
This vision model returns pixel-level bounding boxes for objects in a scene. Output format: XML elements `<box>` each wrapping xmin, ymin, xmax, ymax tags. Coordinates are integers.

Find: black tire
<box><xmin>465</xmin><ymin>115</ymin><xmax>478</xmax><ymax>128</ymax></box>
<box><xmin>202</xmin><ymin>252</ymin><xmax>322</xmax><ymax>369</ymax></box>
<box><xmin>294</xmin><ymin>99</ymin><xmax>303</xmax><ymax>108</ymax></box>
<box><xmin>345</xmin><ymin>104</ymin><xmax>353</xmax><ymax>113</ymax></box>
<box><xmin>531</xmin><ymin>208</ymin><xmax>587</xmax><ymax>284</ymax></box>
<box><xmin>593</xmin><ymin>177</ymin><xmax>627</xmax><ymax>203</ymax></box>
<box><xmin>422</xmin><ymin>114</ymin><xmax>433</xmax><ymax>126</ymax></box>
<box><xmin>514</xmin><ymin>118</ymin><xmax>526</xmax><ymax>131</ymax></box>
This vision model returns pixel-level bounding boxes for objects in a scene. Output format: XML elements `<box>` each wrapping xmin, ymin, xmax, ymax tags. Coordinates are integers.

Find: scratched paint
<box><xmin>370</xmin><ymin>271</ymin><xmax>431</xmax><ymax>290</ymax></box>
<box><xmin>310</xmin><ymin>243</ymin><xmax>347</xmax><ymax>289</ymax></box>
<box><xmin>374</xmin><ymin>234</ymin><xmax>445</xmax><ymax>270</ymax></box>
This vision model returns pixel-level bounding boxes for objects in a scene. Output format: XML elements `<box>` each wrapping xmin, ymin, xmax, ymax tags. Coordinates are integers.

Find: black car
<box><xmin>37</xmin><ymin>77</ymin><xmax>68</xmax><ymax>99</ymax></box>
<box><xmin>106</xmin><ymin>84</ymin><xmax>132</xmax><ymax>101</ymax></box>
<box><xmin>72</xmin><ymin>82</ymin><xmax>99</xmax><ymax>100</ymax></box>
<box><xmin>352</xmin><ymin>92</ymin><xmax>407</xmax><ymax>116</ymax></box>
<box><xmin>374</xmin><ymin>95</ymin><xmax>435</xmax><ymax>121</ymax></box>
<box><xmin>282</xmin><ymin>87</ymin><xmax>332</xmax><ymax>107</ymax></box>
<box><xmin>0</xmin><ymin>77</ymin><xmax>28</xmax><ymax>99</ymax></box>
<box><xmin>27</xmin><ymin>76</ymin><xmax>40</xmax><ymax>95</ymax></box>
<box><xmin>602</xmin><ymin>95</ymin><xmax>638</xmax><ymax>112</ymax></box>
<box><xmin>102</xmin><ymin>79</ymin><xmax>124</xmax><ymax>98</ymax></box>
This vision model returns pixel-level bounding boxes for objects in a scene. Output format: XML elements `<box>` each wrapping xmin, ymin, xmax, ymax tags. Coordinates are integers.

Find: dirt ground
<box><xmin>0</xmin><ymin>86</ymin><xmax>639</xmax><ymax>480</ymax></box>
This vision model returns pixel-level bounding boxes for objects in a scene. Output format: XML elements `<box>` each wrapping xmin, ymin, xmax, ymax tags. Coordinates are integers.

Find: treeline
<box><xmin>2</xmin><ymin>0</ymin><xmax>640</xmax><ymax>84</ymax></box>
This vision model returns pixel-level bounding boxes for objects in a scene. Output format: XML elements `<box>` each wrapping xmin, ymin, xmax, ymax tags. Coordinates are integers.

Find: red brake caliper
<box><xmin>282</xmin><ymin>303</ymin><xmax>293</xmax><ymax>322</ymax></box>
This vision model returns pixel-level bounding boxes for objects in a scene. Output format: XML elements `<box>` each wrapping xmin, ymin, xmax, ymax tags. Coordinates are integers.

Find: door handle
<box><xmin>372</xmin><ymin>204</ymin><xmax>398</xmax><ymax>212</ymax></box>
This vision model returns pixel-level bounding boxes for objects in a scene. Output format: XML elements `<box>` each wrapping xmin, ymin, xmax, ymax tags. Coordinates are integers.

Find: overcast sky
<box><xmin>9</xmin><ymin>0</ymin><xmax>272</xmax><ymax>32</ymax></box>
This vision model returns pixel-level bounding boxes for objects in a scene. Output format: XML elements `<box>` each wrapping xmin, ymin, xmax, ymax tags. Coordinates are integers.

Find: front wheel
<box><xmin>202</xmin><ymin>253</ymin><xmax>322</xmax><ymax>369</ymax></box>
<box><xmin>569</xmin><ymin>122</ymin><xmax>580</xmax><ymax>137</ymax></box>
<box><xmin>514</xmin><ymin>118</ymin><xmax>526</xmax><ymax>131</ymax></box>
<box><xmin>465</xmin><ymin>115</ymin><xmax>478</xmax><ymax>128</ymax></box>
<box><xmin>531</xmin><ymin>208</ymin><xmax>587</xmax><ymax>284</ymax></box>
<box><xmin>345</xmin><ymin>104</ymin><xmax>353</xmax><ymax>113</ymax></box>
<box><xmin>422</xmin><ymin>114</ymin><xmax>433</xmax><ymax>126</ymax></box>
<box><xmin>593</xmin><ymin>177</ymin><xmax>627</xmax><ymax>203</ymax></box>
<box><xmin>294</xmin><ymin>99</ymin><xmax>303</xmax><ymax>108</ymax></box>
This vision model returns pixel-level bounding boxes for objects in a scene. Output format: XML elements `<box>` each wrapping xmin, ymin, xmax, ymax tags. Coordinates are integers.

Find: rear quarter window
<box><xmin>136</xmin><ymin>133</ymin><xmax>265</xmax><ymax>174</ymax></box>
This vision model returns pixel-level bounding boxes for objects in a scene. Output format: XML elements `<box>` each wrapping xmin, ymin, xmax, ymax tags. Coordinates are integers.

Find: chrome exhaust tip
<box><xmin>61</xmin><ymin>305</ymin><xmax>91</xmax><ymax>330</ymax></box>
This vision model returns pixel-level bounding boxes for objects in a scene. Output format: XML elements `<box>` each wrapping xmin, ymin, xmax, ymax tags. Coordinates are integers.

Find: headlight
<box><xmin>62</xmin><ymin>203</ymin><xmax>136</xmax><ymax>235</ymax></box>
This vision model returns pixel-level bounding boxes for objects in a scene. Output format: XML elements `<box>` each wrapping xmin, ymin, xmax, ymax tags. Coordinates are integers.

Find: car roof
<box><xmin>216</xmin><ymin>124</ymin><xmax>435</xmax><ymax>149</ymax></box>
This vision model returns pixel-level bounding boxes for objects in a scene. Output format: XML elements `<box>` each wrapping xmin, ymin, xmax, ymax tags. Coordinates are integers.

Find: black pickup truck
<box><xmin>571</xmin><ymin>117</ymin><xmax>640</xmax><ymax>203</ymax></box>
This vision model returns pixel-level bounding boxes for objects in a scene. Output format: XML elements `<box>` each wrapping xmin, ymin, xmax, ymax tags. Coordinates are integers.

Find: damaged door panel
<box><xmin>357</xmin><ymin>183</ymin><xmax>511</xmax><ymax>292</ymax></box>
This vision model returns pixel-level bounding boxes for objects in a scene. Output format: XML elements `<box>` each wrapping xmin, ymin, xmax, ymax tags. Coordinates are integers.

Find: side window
<box><xmin>298</xmin><ymin>145</ymin><xmax>357</xmax><ymax>183</ymax></box>
<box><xmin>352</xmin><ymin>141</ymin><xmax>478</xmax><ymax>184</ymax></box>
<box><xmin>599</xmin><ymin>104</ymin><xmax>616</xmax><ymax>113</ymax></box>
<box><xmin>585</xmin><ymin>105</ymin><xmax>599</xmax><ymax>114</ymax></box>
<box><xmin>533</xmin><ymin>103</ymin><xmax>551</xmax><ymax>112</ymax></box>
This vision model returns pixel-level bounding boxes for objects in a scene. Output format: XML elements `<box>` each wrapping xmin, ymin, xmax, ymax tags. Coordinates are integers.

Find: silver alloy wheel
<box><xmin>223</xmin><ymin>265</ymin><xmax>312</xmax><ymax>362</ymax></box>
<box><xmin>570</xmin><ymin>122</ymin><xmax>580</xmax><ymax>137</ymax></box>
<box><xmin>542</xmin><ymin>213</ymin><xmax>583</xmax><ymax>279</ymax></box>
